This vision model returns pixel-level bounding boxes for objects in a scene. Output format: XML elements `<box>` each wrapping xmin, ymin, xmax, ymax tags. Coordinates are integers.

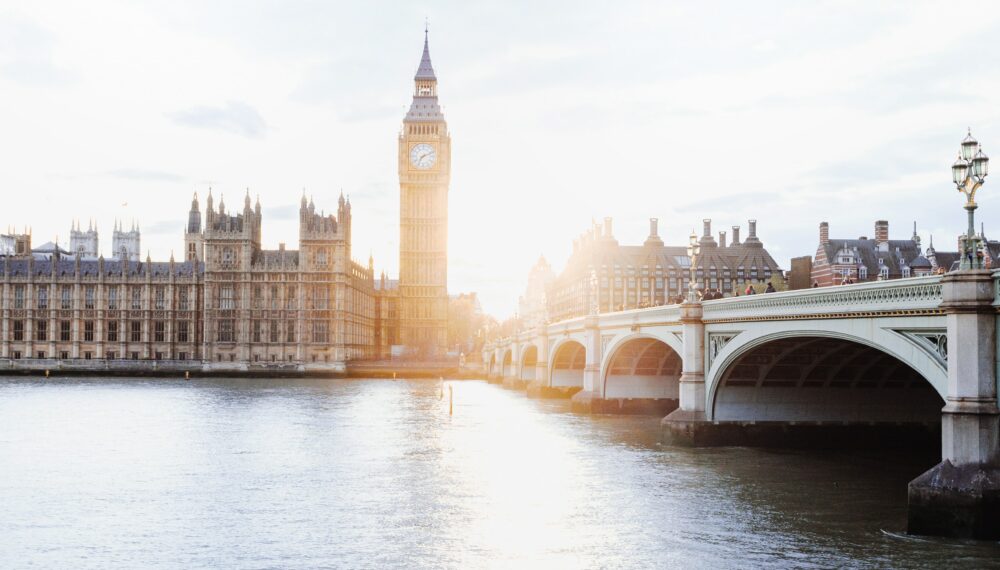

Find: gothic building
<box><xmin>0</xmin><ymin>190</ymin><xmax>376</xmax><ymax>371</ymax></box>
<box><xmin>394</xmin><ymin>29</ymin><xmax>451</xmax><ymax>358</ymax></box>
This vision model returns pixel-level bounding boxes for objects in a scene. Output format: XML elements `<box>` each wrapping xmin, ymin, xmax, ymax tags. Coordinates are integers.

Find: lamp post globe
<box><xmin>973</xmin><ymin>148</ymin><xmax>989</xmax><ymax>179</ymax></box>
<box><xmin>961</xmin><ymin>129</ymin><xmax>979</xmax><ymax>161</ymax></box>
<box><xmin>953</xmin><ymin>156</ymin><xmax>970</xmax><ymax>185</ymax></box>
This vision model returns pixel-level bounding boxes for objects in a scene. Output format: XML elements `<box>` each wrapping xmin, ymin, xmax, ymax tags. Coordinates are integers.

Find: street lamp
<box><xmin>952</xmin><ymin>129</ymin><xmax>990</xmax><ymax>269</ymax></box>
<box><xmin>687</xmin><ymin>230</ymin><xmax>701</xmax><ymax>302</ymax></box>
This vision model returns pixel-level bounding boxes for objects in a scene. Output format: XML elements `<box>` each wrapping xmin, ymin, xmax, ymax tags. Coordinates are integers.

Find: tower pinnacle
<box><xmin>414</xmin><ymin>26</ymin><xmax>436</xmax><ymax>81</ymax></box>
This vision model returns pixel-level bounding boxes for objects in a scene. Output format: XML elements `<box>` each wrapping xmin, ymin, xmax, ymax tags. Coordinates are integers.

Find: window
<box><xmin>131</xmin><ymin>352</ymin><xmax>139</xmax><ymax>360</ymax></box>
<box><xmin>270</xmin><ymin>286</ymin><xmax>279</xmax><ymax>309</ymax></box>
<box><xmin>253</xmin><ymin>286</ymin><xmax>263</xmax><ymax>309</ymax></box>
<box><xmin>317</xmin><ymin>249</ymin><xmax>328</xmax><ymax>266</ymax></box>
<box><xmin>61</xmin><ymin>287</ymin><xmax>72</xmax><ymax>309</ymax></box>
<box><xmin>84</xmin><ymin>351</ymin><xmax>92</xmax><ymax>360</ymax></box>
<box><xmin>106</xmin><ymin>351</ymin><xmax>116</xmax><ymax>360</ymax></box>
<box><xmin>218</xmin><ymin>320</ymin><xmax>235</xmax><ymax>342</ymax></box>
<box><xmin>36</xmin><ymin>320</ymin><xmax>47</xmax><ymax>341</ymax></box>
<box><xmin>154</xmin><ymin>321</ymin><xmax>165</xmax><ymax>342</ymax></box>
<box><xmin>286</xmin><ymin>286</ymin><xmax>296</xmax><ymax>309</ymax></box>
<box><xmin>859</xmin><ymin>266</ymin><xmax>868</xmax><ymax>279</ymax></box>
<box><xmin>252</xmin><ymin>320</ymin><xmax>262</xmax><ymax>343</ymax></box>
<box><xmin>85</xmin><ymin>286</ymin><xmax>95</xmax><ymax>309</ymax></box>
<box><xmin>130</xmin><ymin>321</ymin><xmax>142</xmax><ymax>342</ymax></box>
<box><xmin>269</xmin><ymin>320</ymin><xmax>279</xmax><ymax>343</ymax></box>
<box><xmin>107</xmin><ymin>286</ymin><xmax>118</xmax><ymax>309</ymax></box>
<box><xmin>177</xmin><ymin>321</ymin><xmax>189</xmax><ymax>343</ymax></box>
<box><xmin>318</xmin><ymin>287</ymin><xmax>330</xmax><ymax>310</ymax></box>
<box><xmin>312</xmin><ymin>321</ymin><xmax>329</xmax><ymax>343</ymax></box>
<box><xmin>37</xmin><ymin>288</ymin><xmax>48</xmax><ymax>309</ymax></box>
<box><xmin>902</xmin><ymin>267</ymin><xmax>911</xmax><ymax>278</ymax></box>
<box><xmin>178</xmin><ymin>352</ymin><xmax>187</xmax><ymax>361</ymax></box>
<box><xmin>178</xmin><ymin>288</ymin><xmax>189</xmax><ymax>311</ymax></box>
<box><xmin>155</xmin><ymin>287</ymin><xmax>165</xmax><ymax>310</ymax></box>
<box><xmin>60</xmin><ymin>351</ymin><xmax>68</xmax><ymax>360</ymax></box>
<box><xmin>219</xmin><ymin>286</ymin><xmax>235</xmax><ymax>310</ymax></box>
<box><xmin>84</xmin><ymin>321</ymin><xmax>95</xmax><ymax>342</ymax></box>
<box><xmin>60</xmin><ymin>321</ymin><xmax>71</xmax><ymax>341</ymax></box>
<box><xmin>107</xmin><ymin>321</ymin><xmax>118</xmax><ymax>342</ymax></box>
<box><xmin>13</xmin><ymin>285</ymin><xmax>24</xmax><ymax>309</ymax></box>
<box><xmin>286</xmin><ymin>321</ymin><xmax>295</xmax><ymax>343</ymax></box>
<box><xmin>879</xmin><ymin>266</ymin><xmax>889</xmax><ymax>279</ymax></box>
<box><xmin>131</xmin><ymin>287</ymin><xmax>142</xmax><ymax>310</ymax></box>
<box><xmin>13</xmin><ymin>320</ymin><xmax>24</xmax><ymax>341</ymax></box>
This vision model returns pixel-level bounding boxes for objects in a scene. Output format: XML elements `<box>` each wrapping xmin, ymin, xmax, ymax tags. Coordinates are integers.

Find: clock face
<box><xmin>409</xmin><ymin>143</ymin><xmax>436</xmax><ymax>169</ymax></box>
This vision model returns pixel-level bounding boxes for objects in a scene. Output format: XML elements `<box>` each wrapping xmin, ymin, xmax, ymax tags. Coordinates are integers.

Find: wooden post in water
<box><xmin>449</xmin><ymin>385</ymin><xmax>453</xmax><ymax>416</ymax></box>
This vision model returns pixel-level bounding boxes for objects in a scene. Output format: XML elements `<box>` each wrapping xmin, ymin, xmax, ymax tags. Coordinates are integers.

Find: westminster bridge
<box><xmin>484</xmin><ymin>270</ymin><xmax>1000</xmax><ymax>540</ymax></box>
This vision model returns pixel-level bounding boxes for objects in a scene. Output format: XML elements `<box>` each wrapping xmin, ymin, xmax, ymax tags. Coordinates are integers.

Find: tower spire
<box><xmin>414</xmin><ymin>24</ymin><xmax>436</xmax><ymax>81</ymax></box>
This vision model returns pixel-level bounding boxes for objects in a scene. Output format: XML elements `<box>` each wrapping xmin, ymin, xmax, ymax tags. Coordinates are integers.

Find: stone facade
<box><xmin>0</xmin><ymin>191</ymin><xmax>377</xmax><ymax>371</ymax></box>
<box><xmin>396</xmin><ymin>30</ymin><xmax>450</xmax><ymax>357</ymax></box>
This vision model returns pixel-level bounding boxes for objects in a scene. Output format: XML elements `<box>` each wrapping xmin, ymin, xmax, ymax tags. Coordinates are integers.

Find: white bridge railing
<box><xmin>701</xmin><ymin>275</ymin><xmax>943</xmax><ymax>321</ymax></box>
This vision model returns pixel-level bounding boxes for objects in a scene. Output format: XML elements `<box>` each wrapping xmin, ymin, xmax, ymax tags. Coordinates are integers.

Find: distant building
<box><xmin>545</xmin><ymin>217</ymin><xmax>785</xmax><ymax>322</ymax></box>
<box><xmin>111</xmin><ymin>220</ymin><xmax>141</xmax><ymax>262</ymax></box>
<box><xmin>787</xmin><ymin>256</ymin><xmax>814</xmax><ymax>289</ymax></box>
<box><xmin>811</xmin><ymin>220</ymin><xmax>960</xmax><ymax>286</ymax></box>
<box><xmin>69</xmin><ymin>220</ymin><xmax>99</xmax><ymax>258</ymax></box>
<box><xmin>518</xmin><ymin>256</ymin><xmax>555</xmax><ymax>328</ymax></box>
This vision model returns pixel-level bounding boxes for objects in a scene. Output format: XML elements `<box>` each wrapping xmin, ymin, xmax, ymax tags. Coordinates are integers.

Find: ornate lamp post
<box><xmin>951</xmin><ymin>129</ymin><xmax>990</xmax><ymax>269</ymax></box>
<box><xmin>686</xmin><ymin>230</ymin><xmax>701</xmax><ymax>302</ymax></box>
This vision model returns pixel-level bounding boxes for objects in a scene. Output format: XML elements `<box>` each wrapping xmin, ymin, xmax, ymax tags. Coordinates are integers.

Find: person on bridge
<box><xmin>744</xmin><ymin>284</ymin><xmax>756</xmax><ymax>295</ymax></box>
<box><xmin>765</xmin><ymin>282</ymin><xmax>776</xmax><ymax>293</ymax></box>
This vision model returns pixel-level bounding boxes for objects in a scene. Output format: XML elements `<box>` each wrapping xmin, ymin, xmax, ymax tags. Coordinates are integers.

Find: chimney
<box><xmin>819</xmin><ymin>221</ymin><xmax>829</xmax><ymax>245</ymax></box>
<box><xmin>703</xmin><ymin>218</ymin><xmax>711</xmax><ymax>237</ymax></box>
<box><xmin>748</xmin><ymin>219</ymin><xmax>757</xmax><ymax>239</ymax></box>
<box><xmin>719</xmin><ymin>231</ymin><xmax>727</xmax><ymax>248</ymax></box>
<box><xmin>731</xmin><ymin>225</ymin><xmax>741</xmax><ymax>245</ymax></box>
<box><xmin>644</xmin><ymin>218</ymin><xmax>664</xmax><ymax>247</ymax></box>
<box><xmin>875</xmin><ymin>220</ymin><xmax>889</xmax><ymax>246</ymax></box>
<box><xmin>603</xmin><ymin>217</ymin><xmax>613</xmax><ymax>238</ymax></box>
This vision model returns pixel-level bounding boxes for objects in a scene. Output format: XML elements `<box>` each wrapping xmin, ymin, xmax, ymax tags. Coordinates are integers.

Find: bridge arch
<box><xmin>487</xmin><ymin>353</ymin><xmax>497</xmax><ymax>377</ymax></box>
<box><xmin>600</xmin><ymin>334</ymin><xmax>682</xmax><ymax>400</ymax></box>
<box><xmin>520</xmin><ymin>344</ymin><xmax>537</xmax><ymax>382</ymax></box>
<box><xmin>501</xmin><ymin>349</ymin><xmax>514</xmax><ymax>379</ymax></box>
<box><xmin>549</xmin><ymin>339</ymin><xmax>586</xmax><ymax>388</ymax></box>
<box><xmin>707</xmin><ymin>331</ymin><xmax>945</xmax><ymax>423</ymax></box>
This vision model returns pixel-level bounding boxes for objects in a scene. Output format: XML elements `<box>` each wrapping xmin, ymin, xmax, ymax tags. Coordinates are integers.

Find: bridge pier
<box><xmin>660</xmin><ymin>301</ymin><xmax>709</xmax><ymax>435</ymax></box>
<box><xmin>570</xmin><ymin>315</ymin><xmax>606</xmax><ymax>410</ymax></box>
<box><xmin>908</xmin><ymin>270</ymin><xmax>1000</xmax><ymax>540</ymax></box>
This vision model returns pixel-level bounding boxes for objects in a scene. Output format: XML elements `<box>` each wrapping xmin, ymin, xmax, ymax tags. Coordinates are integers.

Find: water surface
<box><xmin>0</xmin><ymin>377</ymin><xmax>996</xmax><ymax>569</ymax></box>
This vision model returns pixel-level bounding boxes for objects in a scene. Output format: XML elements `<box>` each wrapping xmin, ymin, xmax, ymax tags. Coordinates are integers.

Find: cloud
<box><xmin>0</xmin><ymin>14</ymin><xmax>74</xmax><ymax>87</ymax></box>
<box><xmin>144</xmin><ymin>220</ymin><xmax>178</xmax><ymax>235</ymax></box>
<box><xmin>264</xmin><ymin>204</ymin><xmax>299</xmax><ymax>221</ymax></box>
<box><xmin>167</xmin><ymin>101</ymin><xmax>267</xmax><ymax>138</ymax></box>
<box><xmin>106</xmin><ymin>169</ymin><xmax>187</xmax><ymax>183</ymax></box>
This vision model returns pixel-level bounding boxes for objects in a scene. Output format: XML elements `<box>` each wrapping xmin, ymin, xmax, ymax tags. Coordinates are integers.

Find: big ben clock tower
<box><xmin>399</xmin><ymin>29</ymin><xmax>450</xmax><ymax>357</ymax></box>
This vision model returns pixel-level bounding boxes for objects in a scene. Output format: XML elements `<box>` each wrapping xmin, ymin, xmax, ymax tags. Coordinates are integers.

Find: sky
<box><xmin>1</xmin><ymin>1</ymin><xmax>999</xmax><ymax>317</ymax></box>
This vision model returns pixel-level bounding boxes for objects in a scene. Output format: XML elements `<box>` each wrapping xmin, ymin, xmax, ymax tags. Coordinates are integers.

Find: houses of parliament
<box><xmin>0</xmin><ymin>32</ymin><xmax>451</xmax><ymax>372</ymax></box>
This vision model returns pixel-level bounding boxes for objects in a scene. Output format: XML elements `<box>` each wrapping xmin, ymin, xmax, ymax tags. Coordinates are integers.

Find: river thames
<box><xmin>0</xmin><ymin>377</ymin><xmax>997</xmax><ymax>569</ymax></box>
